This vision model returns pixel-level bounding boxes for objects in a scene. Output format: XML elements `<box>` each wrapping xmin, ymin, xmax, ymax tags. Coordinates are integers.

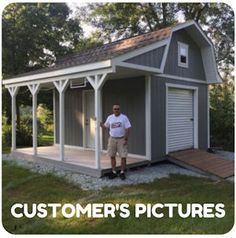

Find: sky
<box><xmin>67</xmin><ymin>2</ymin><xmax>94</xmax><ymax>37</ymax></box>
<box><xmin>67</xmin><ymin>2</ymin><xmax>186</xmax><ymax>38</ymax></box>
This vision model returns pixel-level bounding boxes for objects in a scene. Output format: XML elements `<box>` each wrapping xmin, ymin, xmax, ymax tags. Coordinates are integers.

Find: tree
<box><xmin>179</xmin><ymin>3</ymin><xmax>234</xmax><ymax>68</ymax></box>
<box><xmin>2</xmin><ymin>3</ymin><xmax>83</xmax><ymax>77</ymax></box>
<box><xmin>210</xmin><ymin>67</ymin><xmax>234</xmax><ymax>151</ymax></box>
<box><xmin>80</xmin><ymin>3</ymin><xmax>178</xmax><ymax>42</ymax></box>
<box><xmin>2</xmin><ymin>3</ymin><xmax>83</xmax><ymax>126</ymax></box>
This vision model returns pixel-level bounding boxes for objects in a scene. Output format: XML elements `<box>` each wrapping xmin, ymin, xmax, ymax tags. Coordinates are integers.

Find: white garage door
<box><xmin>167</xmin><ymin>88</ymin><xmax>194</xmax><ymax>153</ymax></box>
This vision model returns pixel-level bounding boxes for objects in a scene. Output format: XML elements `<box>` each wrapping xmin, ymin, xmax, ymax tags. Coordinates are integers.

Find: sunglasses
<box><xmin>113</xmin><ymin>108</ymin><xmax>120</xmax><ymax>111</ymax></box>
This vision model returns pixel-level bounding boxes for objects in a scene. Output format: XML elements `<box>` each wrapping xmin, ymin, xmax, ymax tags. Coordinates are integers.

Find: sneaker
<box><xmin>119</xmin><ymin>172</ymin><xmax>126</xmax><ymax>180</ymax></box>
<box><xmin>108</xmin><ymin>172</ymin><xmax>118</xmax><ymax>179</ymax></box>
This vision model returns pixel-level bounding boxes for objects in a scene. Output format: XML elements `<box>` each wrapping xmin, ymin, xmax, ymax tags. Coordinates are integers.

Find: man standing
<box><xmin>101</xmin><ymin>104</ymin><xmax>131</xmax><ymax>180</ymax></box>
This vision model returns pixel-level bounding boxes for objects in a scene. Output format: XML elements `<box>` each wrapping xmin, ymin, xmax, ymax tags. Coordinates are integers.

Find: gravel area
<box><xmin>215</xmin><ymin>150</ymin><xmax>234</xmax><ymax>161</ymax></box>
<box><xmin>2</xmin><ymin>150</ymin><xmax>234</xmax><ymax>190</ymax></box>
<box><xmin>2</xmin><ymin>153</ymin><xmax>206</xmax><ymax>190</ymax></box>
<box><xmin>215</xmin><ymin>150</ymin><xmax>235</xmax><ymax>183</ymax></box>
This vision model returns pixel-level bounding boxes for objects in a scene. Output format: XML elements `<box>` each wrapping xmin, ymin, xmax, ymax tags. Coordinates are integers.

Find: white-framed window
<box><xmin>178</xmin><ymin>42</ymin><xmax>189</xmax><ymax>68</ymax></box>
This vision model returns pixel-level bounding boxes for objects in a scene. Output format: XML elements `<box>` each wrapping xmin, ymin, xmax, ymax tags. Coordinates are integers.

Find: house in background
<box><xmin>3</xmin><ymin>20</ymin><xmax>222</xmax><ymax>177</ymax></box>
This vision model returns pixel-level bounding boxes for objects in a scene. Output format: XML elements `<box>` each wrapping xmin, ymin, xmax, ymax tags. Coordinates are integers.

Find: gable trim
<box><xmin>116</xmin><ymin>61</ymin><xmax>162</xmax><ymax>73</ymax></box>
<box><xmin>112</xmin><ymin>39</ymin><xmax>169</xmax><ymax>64</ymax></box>
<box><xmin>157</xmin><ymin>73</ymin><xmax>209</xmax><ymax>84</ymax></box>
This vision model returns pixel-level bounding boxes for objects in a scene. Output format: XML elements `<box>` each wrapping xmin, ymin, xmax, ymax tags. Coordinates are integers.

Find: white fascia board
<box><xmin>4</xmin><ymin>67</ymin><xmax>113</xmax><ymax>88</ymax></box>
<box><xmin>112</xmin><ymin>39</ymin><xmax>169</xmax><ymax>64</ymax></box>
<box><xmin>116</xmin><ymin>61</ymin><xmax>162</xmax><ymax>73</ymax></box>
<box><xmin>157</xmin><ymin>74</ymin><xmax>209</xmax><ymax>84</ymax></box>
<box><xmin>3</xmin><ymin>60</ymin><xmax>112</xmax><ymax>86</ymax></box>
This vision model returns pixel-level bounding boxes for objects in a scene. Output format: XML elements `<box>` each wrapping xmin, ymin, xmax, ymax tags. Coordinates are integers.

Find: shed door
<box><xmin>84</xmin><ymin>91</ymin><xmax>95</xmax><ymax>148</ymax></box>
<box><xmin>167</xmin><ymin>88</ymin><xmax>194</xmax><ymax>153</ymax></box>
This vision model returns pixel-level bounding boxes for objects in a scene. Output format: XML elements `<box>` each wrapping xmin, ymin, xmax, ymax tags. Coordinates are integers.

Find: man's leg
<box><xmin>111</xmin><ymin>156</ymin><xmax>116</xmax><ymax>171</ymax></box>
<box><xmin>107</xmin><ymin>137</ymin><xmax>118</xmax><ymax>179</ymax></box>
<box><xmin>118</xmin><ymin>138</ymin><xmax>128</xmax><ymax>180</ymax></box>
<box><xmin>121</xmin><ymin>157</ymin><xmax>126</xmax><ymax>172</ymax></box>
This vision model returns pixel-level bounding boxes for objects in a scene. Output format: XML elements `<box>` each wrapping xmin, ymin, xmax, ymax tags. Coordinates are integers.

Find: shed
<box><xmin>3</xmin><ymin>20</ymin><xmax>222</xmax><ymax>176</ymax></box>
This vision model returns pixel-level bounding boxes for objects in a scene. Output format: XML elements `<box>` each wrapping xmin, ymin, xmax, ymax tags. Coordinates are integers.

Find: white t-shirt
<box><xmin>104</xmin><ymin>113</ymin><xmax>131</xmax><ymax>137</ymax></box>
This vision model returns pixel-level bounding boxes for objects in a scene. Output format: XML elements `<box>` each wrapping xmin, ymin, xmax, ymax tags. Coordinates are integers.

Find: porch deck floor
<box><xmin>12</xmin><ymin>146</ymin><xmax>148</xmax><ymax>177</ymax></box>
<box><xmin>168</xmin><ymin>149</ymin><xmax>234</xmax><ymax>178</ymax></box>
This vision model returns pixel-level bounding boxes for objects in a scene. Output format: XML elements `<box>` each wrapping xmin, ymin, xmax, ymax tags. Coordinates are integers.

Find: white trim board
<box><xmin>112</xmin><ymin>39</ymin><xmax>169</xmax><ymax>63</ymax></box>
<box><xmin>165</xmin><ymin>83</ymin><xmax>199</xmax><ymax>154</ymax></box>
<box><xmin>145</xmin><ymin>75</ymin><xmax>152</xmax><ymax>161</ymax></box>
<box><xmin>115</xmin><ymin>62</ymin><xmax>162</xmax><ymax>73</ymax></box>
<box><xmin>3</xmin><ymin>60</ymin><xmax>112</xmax><ymax>85</ymax></box>
<box><xmin>4</xmin><ymin>68</ymin><xmax>113</xmax><ymax>88</ymax></box>
<box><xmin>177</xmin><ymin>41</ymin><xmax>189</xmax><ymax>68</ymax></box>
<box><xmin>157</xmin><ymin>74</ymin><xmax>208</xmax><ymax>84</ymax></box>
<box><xmin>207</xmin><ymin>86</ymin><xmax>210</xmax><ymax>148</ymax></box>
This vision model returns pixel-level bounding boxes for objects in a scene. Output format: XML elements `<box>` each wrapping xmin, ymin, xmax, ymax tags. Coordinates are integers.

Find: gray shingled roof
<box><xmin>10</xmin><ymin>26</ymin><xmax>172</xmax><ymax>78</ymax></box>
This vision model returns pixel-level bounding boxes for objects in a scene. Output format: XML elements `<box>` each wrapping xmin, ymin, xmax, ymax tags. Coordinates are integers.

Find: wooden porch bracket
<box><xmin>86</xmin><ymin>73</ymin><xmax>107</xmax><ymax>169</ymax></box>
<box><xmin>7</xmin><ymin>86</ymin><xmax>19</xmax><ymax>151</ymax></box>
<box><xmin>53</xmin><ymin>79</ymin><xmax>70</xmax><ymax>161</ymax></box>
<box><xmin>27</xmin><ymin>83</ymin><xmax>40</xmax><ymax>155</ymax></box>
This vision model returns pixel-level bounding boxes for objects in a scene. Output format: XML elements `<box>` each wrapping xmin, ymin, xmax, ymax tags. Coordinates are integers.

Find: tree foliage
<box><xmin>2</xmin><ymin>3</ymin><xmax>83</xmax><ymax>127</ymax></box>
<box><xmin>2</xmin><ymin>3</ymin><xmax>82</xmax><ymax>77</ymax></box>
<box><xmin>210</xmin><ymin>68</ymin><xmax>234</xmax><ymax>151</ymax></box>
<box><xmin>80</xmin><ymin>3</ymin><xmax>178</xmax><ymax>41</ymax></box>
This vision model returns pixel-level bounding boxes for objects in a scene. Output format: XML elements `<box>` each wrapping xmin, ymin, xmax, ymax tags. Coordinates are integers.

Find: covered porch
<box><xmin>11</xmin><ymin>145</ymin><xmax>149</xmax><ymax>177</ymax></box>
<box><xmin>4</xmin><ymin>63</ymin><xmax>152</xmax><ymax>177</ymax></box>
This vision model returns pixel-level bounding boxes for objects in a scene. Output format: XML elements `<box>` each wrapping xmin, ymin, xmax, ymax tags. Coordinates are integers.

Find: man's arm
<box><xmin>124</xmin><ymin>128</ymin><xmax>130</xmax><ymax>145</ymax></box>
<box><xmin>124</xmin><ymin>128</ymin><xmax>130</xmax><ymax>140</ymax></box>
<box><xmin>100</xmin><ymin>122</ymin><xmax>107</xmax><ymax>129</ymax></box>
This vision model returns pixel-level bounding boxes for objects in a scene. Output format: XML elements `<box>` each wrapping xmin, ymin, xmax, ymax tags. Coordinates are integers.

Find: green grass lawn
<box><xmin>2</xmin><ymin>134</ymin><xmax>54</xmax><ymax>154</ymax></box>
<box><xmin>38</xmin><ymin>134</ymin><xmax>54</xmax><ymax>146</ymax></box>
<box><xmin>2</xmin><ymin>160</ymin><xmax>234</xmax><ymax>234</ymax></box>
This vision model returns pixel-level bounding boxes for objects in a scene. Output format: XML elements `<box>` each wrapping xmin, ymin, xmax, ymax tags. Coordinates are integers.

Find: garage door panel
<box><xmin>167</xmin><ymin>87</ymin><xmax>194</xmax><ymax>153</ymax></box>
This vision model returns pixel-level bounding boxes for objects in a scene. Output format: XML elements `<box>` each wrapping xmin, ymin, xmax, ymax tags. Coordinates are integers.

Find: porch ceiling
<box><xmin>107</xmin><ymin>66</ymin><xmax>151</xmax><ymax>80</ymax></box>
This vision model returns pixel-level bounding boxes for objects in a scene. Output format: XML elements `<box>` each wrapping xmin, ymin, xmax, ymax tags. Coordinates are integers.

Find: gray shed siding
<box><xmin>102</xmin><ymin>77</ymin><xmax>146</xmax><ymax>155</ymax></box>
<box><xmin>150</xmin><ymin>75</ymin><xmax>208</xmax><ymax>161</ymax></box>
<box><xmin>55</xmin><ymin>77</ymin><xmax>146</xmax><ymax>156</ymax></box>
<box><xmin>125</xmin><ymin>46</ymin><xmax>165</xmax><ymax>68</ymax></box>
<box><xmin>55</xmin><ymin>88</ymin><xmax>84</xmax><ymax>146</ymax></box>
<box><xmin>164</xmin><ymin>29</ymin><xmax>206</xmax><ymax>80</ymax></box>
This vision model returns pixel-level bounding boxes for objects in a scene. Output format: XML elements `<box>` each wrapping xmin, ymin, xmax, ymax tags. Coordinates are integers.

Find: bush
<box><xmin>37</xmin><ymin>104</ymin><xmax>53</xmax><ymax>134</ymax></box>
<box><xmin>2</xmin><ymin>104</ymin><xmax>54</xmax><ymax>148</ymax></box>
<box><xmin>210</xmin><ymin>76</ymin><xmax>234</xmax><ymax>152</ymax></box>
<box><xmin>2</xmin><ymin>123</ymin><xmax>12</xmax><ymax>147</ymax></box>
<box><xmin>16</xmin><ymin>123</ymin><xmax>33</xmax><ymax>147</ymax></box>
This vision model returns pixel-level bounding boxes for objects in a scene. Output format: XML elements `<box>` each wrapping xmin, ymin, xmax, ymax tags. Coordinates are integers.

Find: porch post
<box><xmin>8</xmin><ymin>86</ymin><xmax>19</xmax><ymax>151</ymax></box>
<box><xmin>53</xmin><ymin>79</ymin><xmax>69</xmax><ymax>161</ymax></box>
<box><xmin>27</xmin><ymin>83</ymin><xmax>40</xmax><ymax>155</ymax></box>
<box><xmin>86</xmin><ymin>74</ymin><xmax>107</xmax><ymax>169</ymax></box>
